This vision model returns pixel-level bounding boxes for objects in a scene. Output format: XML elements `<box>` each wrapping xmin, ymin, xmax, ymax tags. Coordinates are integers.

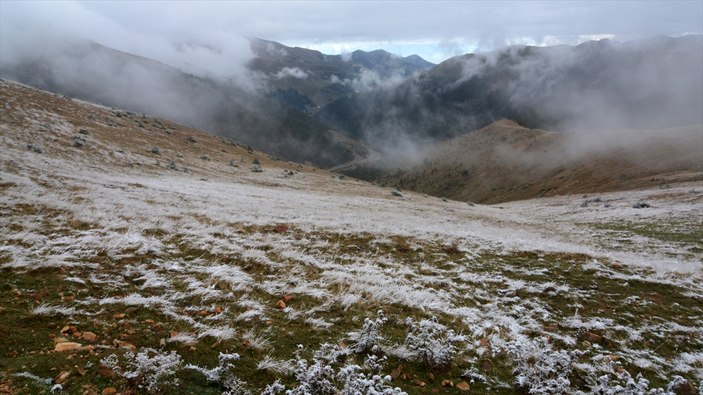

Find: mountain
<box><xmin>248</xmin><ymin>38</ymin><xmax>434</xmax><ymax>112</ymax></box>
<box><xmin>318</xmin><ymin>35</ymin><xmax>703</xmax><ymax>144</ymax></box>
<box><xmin>343</xmin><ymin>119</ymin><xmax>703</xmax><ymax>203</ymax></box>
<box><xmin>0</xmin><ymin>40</ymin><xmax>360</xmax><ymax>168</ymax></box>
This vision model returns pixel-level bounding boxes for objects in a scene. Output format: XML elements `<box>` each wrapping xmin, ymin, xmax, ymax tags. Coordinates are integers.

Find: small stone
<box><xmin>214</xmin><ymin>306</ymin><xmax>223</xmax><ymax>314</ymax></box>
<box><xmin>97</xmin><ymin>366</ymin><xmax>114</xmax><ymax>378</ymax></box>
<box><xmin>101</xmin><ymin>388</ymin><xmax>118</xmax><ymax>395</ymax></box>
<box><xmin>412</xmin><ymin>380</ymin><xmax>426</xmax><ymax>387</ymax></box>
<box><xmin>251</xmin><ymin>164</ymin><xmax>263</xmax><ymax>172</ymax></box>
<box><xmin>198</xmin><ymin>310</ymin><xmax>207</xmax><ymax>317</ymax></box>
<box><xmin>55</xmin><ymin>342</ymin><xmax>82</xmax><ymax>352</ymax></box>
<box><xmin>150</xmin><ymin>147</ymin><xmax>161</xmax><ymax>155</ymax></box>
<box><xmin>113</xmin><ymin>313</ymin><xmax>125</xmax><ymax>319</ymax></box>
<box><xmin>186</xmin><ymin>136</ymin><xmax>197</xmax><ymax>143</ymax></box>
<box><xmin>54</xmin><ymin>370</ymin><xmax>71</xmax><ymax>384</ymax></box>
<box><xmin>27</xmin><ymin>144</ymin><xmax>43</xmax><ymax>153</ymax></box>
<box><xmin>441</xmin><ymin>380</ymin><xmax>454</xmax><ymax>387</ymax></box>
<box><xmin>81</xmin><ymin>332</ymin><xmax>98</xmax><ymax>342</ymax></box>
<box><xmin>113</xmin><ymin>340</ymin><xmax>136</xmax><ymax>351</ymax></box>
<box><xmin>586</xmin><ymin>332</ymin><xmax>603</xmax><ymax>343</ymax></box>
<box><xmin>282</xmin><ymin>295</ymin><xmax>294</xmax><ymax>303</ymax></box>
<box><xmin>427</xmin><ymin>372</ymin><xmax>435</xmax><ymax>382</ymax></box>
<box><xmin>276</xmin><ymin>300</ymin><xmax>286</xmax><ymax>309</ymax></box>
<box><xmin>390</xmin><ymin>365</ymin><xmax>403</xmax><ymax>379</ymax></box>
<box><xmin>456</xmin><ymin>381</ymin><xmax>470</xmax><ymax>391</ymax></box>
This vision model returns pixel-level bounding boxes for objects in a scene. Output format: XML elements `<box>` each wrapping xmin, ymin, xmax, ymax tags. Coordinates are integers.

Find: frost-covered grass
<box><xmin>1</xmin><ymin>79</ymin><xmax>702</xmax><ymax>393</ymax></box>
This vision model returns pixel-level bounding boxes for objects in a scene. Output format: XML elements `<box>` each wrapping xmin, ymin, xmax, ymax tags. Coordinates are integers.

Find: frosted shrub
<box><xmin>585</xmin><ymin>371</ymin><xmax>691</xmax><ymax>394</ymax></box>
<box><xmin>101</xmin><ymin>348</ymin><xmax>182</xmax><ymax>393</ymax></box>
<box><xmin>185</xmin><ymin>353</ymin><xmax>248</xmax><ymax>393</ymax></box>
<box><xmin>338</xmin><ymin>356</ymin><xmax>407</xmax><ymax>395</ymax></box>
<box><xmin>508</xmin><ymin>339</ymin><xmax>575</xmax><ymax>394</ymax></box>
<box><xmin>287</xmin><ymin>345</ymin><xmax>337</xmax><ymax>395</ymax></box>
<box><xmin>313</xmin><ymin>343</ymin><xmax>351</xmax><ymax>364</ymax></box>
<box><xmin>354</xmin><ymin>310</ymin><xmax>387</xmax><ymax>354</ymax></box>
<box><xmin>403</xmin><ymin>317</ymin><xmax>465</xmax><ymax>370</ymax></box>
<box><xmin>262</xmin><ymin>380</ymin><xmax>285</xmax><ymax>395</ymax></box>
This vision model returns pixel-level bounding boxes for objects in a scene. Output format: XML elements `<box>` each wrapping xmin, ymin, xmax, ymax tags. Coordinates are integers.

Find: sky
<box><xmin>1</xmin><ymin>0</ymin><xmax>702</xmax><ymax>68</ymax></box>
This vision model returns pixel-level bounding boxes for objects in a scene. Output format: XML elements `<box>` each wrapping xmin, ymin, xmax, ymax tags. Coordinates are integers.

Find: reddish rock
<box><xmin>54</xmin><ymin>371</ymin><xmax>71</xmax><ymax>384</ymax></box>
<box><xmin>456</xmin><ymin>381</ymin><xmax>470</xmax><ymax>391</ymax></box>
<box><xmin>55</xmin><ymin>342</ymin><xmax>82</xmax><ymax>352</ymax></box>
<box><xmin>276</xmin><ymin>300</ymin><xmax>286</xmax><ymax>309</ymax></box>
<box><xmin>101</xmin><ymin>388</ymin><xmax>118</xmax><ymax>395</ymax></box>
<box><xmin>441</xmin><ymin>380</ymin><xmax>454</xmax><ymax>387</ymax></box>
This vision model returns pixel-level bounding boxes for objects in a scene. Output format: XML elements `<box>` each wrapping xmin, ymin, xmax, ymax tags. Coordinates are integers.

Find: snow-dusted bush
<box><xmin>101</xmin><ymin>348</ymin><xmax>182</xmax><ymax>393</ymax></box>
<box><xmin>403</xmin><ymin>317</ymin><xmax>465</xmax><ymax>369</ymax></box>
<box><xmin>185</xmin><ymin>352</ymin><xmax>248</xmax><ymax>393</ymax></box>
<box><xmin>354</xmin><ymin>310</ymin><xmax>387</xmax><ymax>354</ymax></box>
<box><xmin>262</xmin><ymin>380</ymin><xmax>286</xmax><ymax>395</ymax></box>
<box><xmin>287</xmin><ymin>345</ymin><xmax>337</xmax><ymax>395</ymax></box>
<box><xmin>584</xmin><ymin>372</ymin><xmax>697</xmax><ymax>395</ymax></box>
<box><xmin>508</xmin><ymin>339</ymin><xmax>576</xmax><ymax>394</ymax></box>
<box><xmin>338</xmin><ymin>355</ymin><xmax>407</xmax><ymax>395</ymax></box>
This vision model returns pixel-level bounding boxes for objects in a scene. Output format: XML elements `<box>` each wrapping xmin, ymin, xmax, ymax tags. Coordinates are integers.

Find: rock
<box><xmin>282</xmin><ymin>294</ymin><xmax>294</xmax><ymax>303</ymax></box>
<box><xmin>427</xmin><ymin>372</ymin><xmax>435</xmax><ymax>383</ymax></box>
<box><xmin>27</xmin><ymin>143</ymin><xmax>43</xmax><ymax>153</ymax></box>
<box><xmin>113</xmin><ymin>340</ymin><xmax>136</xmax><ymax>351</ymax></box>
<box><xmin>391</xmin><ymin>190</ymin><xmax>403</xmax><ymax>197</ymax></box>
<box><xmin>441</xmin><ymin>380</ymin><xmax>454</xmax><ymax>387</ymax></box>
<box><xmin>586</xmin><ymin>332</ymin><xmax>603</xmax><ymax>343</ymax></box>
<box><xmin>73</xmin><ymin>135</ymin><xmax>87</xmax><ymax>147</ymax></box>
<box><xmin>186</xmin><ymin>135</ymin><xmax>197</xmax><ymax>143</ymax></box>
<box><xmin>54</xmin><ymin>371</ymin><xmax>71</xmax><ymax>384</ymax></box>
<box><xmin>214</xmin><ymin>306</ymin><xmax>223</xmax><ymax>314</ymax></box>
<box><xmin>55</xmin><ymin>342</ymin><xmax>82</xmax><ymax>352</ymax></box>
<box><xmin>101</xmin><ymin>388</ymin><xmax>118</xmax><ymax>395</ymax></box>
<box><xmin>81</xmin><ymin>332</ymin><xmax>98</xmax><ymax>342</ymax></box>
<box><xmin>228</xmin><ymin>160</ymin><xmax>239</xmax><ymax>167</ymax></box>
<box><xmin>276</xmin><ymin>300</ymin><xmax>286</xmax><ymax>309</ymax></box>
<box><xmin>113</xmin><ymin>313</ymin><xmax>126</xmax><ymax>319</ymax></box>
<box><xmin>456</xmin><ymin>381</ymin><xmax>470</xmax><ymax>391</ymax></box>
<box><xmin>632</xmin><ymin>201</ymin><xmax>651</xmax><ymax>209</ymax></box>
<box><xmin>201</xmin><ymin>155</ymin><xmax>210</xmax><ymax>161</ymax></box>
<box><xmin>78</xmin><ymin>128</ymin><xmax>89</xmax><ymax>135</ymax></box>
<box><xmin>412</xmin><ymin>380</ymin><xmax>426</xmax><ymax>387</ymax></box>
<box><xmin>274</xmin><ymin>224</ymin><xmax>289</xmax><ymax>233</ymax></box>
<box><xmin>390</xmin><ymin>365</ymin><xmax>403</xmax><ymax>379</ymax></box>
<box><xmin>150</xmin><ymin>147</ymin><xmax>161</xmax><ymax>155</ymax></box>
<box><xmin>251</xmin><ymin>164</ymin><xmax>263</xmax><ymax>172</ymax></box>
<box><xmin>253</xmin><ymin>158</ymin><xmax>261</xmax><ymax>165</ymax></box>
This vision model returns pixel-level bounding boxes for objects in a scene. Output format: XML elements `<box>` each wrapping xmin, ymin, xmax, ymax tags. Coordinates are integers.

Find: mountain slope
<box><xmin>343</xmin><ymin>119</ymin><xmax>703</xmax><ymax>203</ymax></box>
<box><xmin>1</xmin><ymin>80</ymin><xmax>702</xmax><ymax>393</ymax></box>
<box><xmin>0</xmin><ymin>40</ymin><xmax>359</xmax><ymax>168</ymax></box>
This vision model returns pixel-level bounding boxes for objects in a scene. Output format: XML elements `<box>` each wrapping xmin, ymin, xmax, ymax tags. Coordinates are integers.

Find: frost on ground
<box><xmin>1</xmin><ymin>79</ymin><xmax>702</xmax><ymax>393</ymax></box>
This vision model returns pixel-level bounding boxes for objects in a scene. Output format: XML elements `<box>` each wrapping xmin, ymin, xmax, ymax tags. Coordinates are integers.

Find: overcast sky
<box><xmin>2</xmin><ymin>0</ymin><xmax>702</xmax><ymax>69</ymax></box>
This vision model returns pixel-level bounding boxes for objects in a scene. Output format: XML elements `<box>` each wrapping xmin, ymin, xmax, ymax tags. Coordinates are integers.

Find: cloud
<box><xmin>2</xmin><ymin>1</ymin><xmax>701</xmax><ymax>68</ymax></box>
<box><xmin>274</xmin><ymin>67</ymin><xmax>308</xmax><ymax>79</ymax></box>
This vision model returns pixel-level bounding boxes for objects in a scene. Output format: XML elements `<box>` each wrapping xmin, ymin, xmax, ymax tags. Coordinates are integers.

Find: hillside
<box><xmin>1</xmin><ymin>80</ymin><xmax>702</xmax><ymax>393</ymax></box>
<box><xmin>343</xmin><ymin>119</ymin><xmax>703</xmax><ymax>203</ymax></box>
